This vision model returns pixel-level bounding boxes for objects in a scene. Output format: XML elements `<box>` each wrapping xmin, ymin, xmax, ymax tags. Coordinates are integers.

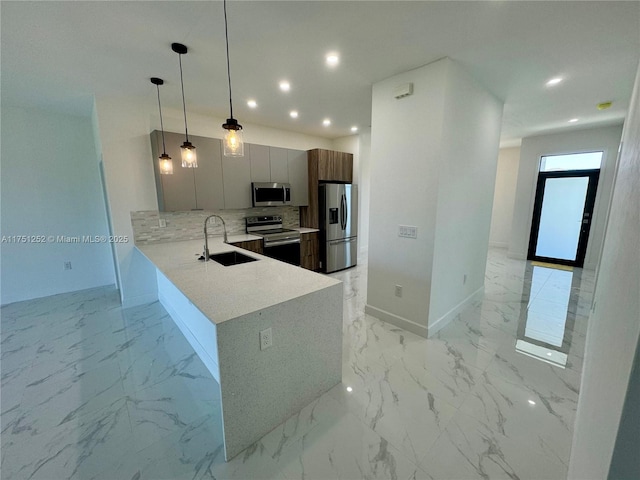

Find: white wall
<box><xmin>357</xmin><ymin>129</ymin><xmax>372</xmax><ymax>254</ymax></box>
<box><xmin>489</xmin><ymin>147</ymin><xmax>520</xmax><ymax>248</ymax></box>
<box><xmin>429</xmin><ymin>61</ymin><xmax>503</xmax><ymax>332</ymax></box>
<box><xmin>93</xmin><ymin>95</ymin><xmax>333</xmax><ymax>307</ymax></box>
<box><xmin>1</xmin><ymin>106</ymin><xmax>115</xmax><ymax>304</ymax></box>
<box><xmin>366</xmin><ymin>58</ymin><xmax>502</xmax><ymax>337</ymax></box>
<box><xmin>568</xmin><ymin>61</ymin><xmax>640</xmax><ymax>480</ymax></box>
<box><xmin>508</xmin><ymin>124</ymin><xmax>623</xmax><ymax>269</ymax></box>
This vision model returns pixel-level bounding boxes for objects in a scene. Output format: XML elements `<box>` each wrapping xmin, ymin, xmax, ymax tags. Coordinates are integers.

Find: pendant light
<box><xmin>150</xmin><ymin>77</ymin><xmax>173</xmax><ymax>175</ymax></box>
<box><xmin>172</xmin><ymin>42</ymin><xmax>197</xmax><ymax>168</ymax></box>
<box><xmin>221</xmin><ymin>0</ymin><xmax>244</xmax><ymax>157</ymax></box>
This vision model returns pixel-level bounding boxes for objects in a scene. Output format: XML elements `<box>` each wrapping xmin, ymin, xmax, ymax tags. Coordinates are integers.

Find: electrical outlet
<box><xmin>259</xmin><ymin>328</ymin><xmax>272</xmax><ymax>350</ymax></box>
<box><xmin>64</xmin><ymin>261</ymin><xmax>72</xmax><ymax>270</ymax></box>
<box><xmin>159</xmin><ymin>218</ymin><xmax>167</xmax><ymax>228</ymax></box>
<box><xmin>395</xmin><ymin>285</ymin><xmax>403</xmax><ymax>297</ymax></box>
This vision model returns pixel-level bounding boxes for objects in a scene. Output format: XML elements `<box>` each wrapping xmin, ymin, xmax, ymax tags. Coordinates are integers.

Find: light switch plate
<box><xmin>398</xmin><ymin>225</ymin><xmax>418</xmax><ymax>239</ymax></box>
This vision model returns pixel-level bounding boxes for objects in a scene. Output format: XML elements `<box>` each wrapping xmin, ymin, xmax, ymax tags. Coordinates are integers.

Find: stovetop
<box><xmin>245</xmin><ymin>215</ymin><xmax>301</xmax><ymax>244</ymax></box>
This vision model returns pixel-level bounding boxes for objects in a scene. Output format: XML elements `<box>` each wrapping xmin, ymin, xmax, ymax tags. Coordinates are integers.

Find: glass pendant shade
<box><xmin>221</xmin><ymin>0</ymin><xmax>244</xmax><ymax>157</ymax></box>
<box><xmin>150</xmin><ymin>77</ymin><xmax>173</xmax><ymax>176</ymax></box>
<box><xmin>180</xmin><ymin>141</ymin><xmax>197</xmax><ymax>168</ymax></box>
<box><xmin>223</xmin><ymin>126</ymin><xmax>244</xmax><ymax>157</ymax></box>
<box><xmin>159</xmin><ymin>153</ymin><xmax>173</xmax><ymax>175</ymax></box>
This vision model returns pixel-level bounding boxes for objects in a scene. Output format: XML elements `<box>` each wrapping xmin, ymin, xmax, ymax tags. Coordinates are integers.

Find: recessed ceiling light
<box><xmin>346</xmin><ymin>386</ymin><xmax>353</xmax><ymax>392</ymax></box>
<box><xmin>528</xmin><ymin>400</ymin><xmax>536</xmax><ymax>405</ymax></box>
<box><xmin>546</xmin><ymin>352</ymin><xmax>553</xmax><ymax>356</ymax></box>
<box><xmin>326</xmin><ymin>53</ymin><xmax>339</xmax><ymax>67</ymax></box>
<box><xmin>546</xmin><ymin>77</ymin><xmax>563</xmax><ymax>86</ymax></box>
<box><xmin>247</xmin><ymin>100</ymin><xmax>257</xmax><ymax>108</ymax></box>
<box><xmin>323</xmin><ymin>119</ymin><xmax>331</xmax><ymax>126</ymax></box>
<box><xmin>569</xmin><ymin>118</ymin><xmax>579</xmax><ymax>123</ymax></box>
<box><xmin>279</xmin><ymin>81</ymin><xmax>291</xmax><ymax>92</ymax></box>
<box><xmin>351</xmin><ymin>126</ymin><xmax>358</xmax><ymax>132</ymax></box>
<box><xmin>289</xmin><ymin>110</ymin><xmax>298</xmax><ymax>119</ymax></box>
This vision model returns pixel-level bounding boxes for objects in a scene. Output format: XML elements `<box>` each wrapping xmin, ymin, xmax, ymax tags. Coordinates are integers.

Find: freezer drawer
<box><xmin>325</xmin><ymin>236</ymin><xmax>357</xmax><ymax>273</ymax></box>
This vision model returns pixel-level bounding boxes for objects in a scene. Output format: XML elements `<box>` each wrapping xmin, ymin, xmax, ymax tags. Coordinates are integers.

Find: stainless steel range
<box><xmin>246</xmin><ymin>215</ymin><xmax>301</xmax><ymax>266</ymax></box>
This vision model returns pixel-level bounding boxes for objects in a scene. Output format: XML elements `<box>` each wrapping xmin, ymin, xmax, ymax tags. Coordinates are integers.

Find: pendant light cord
<box><xmin>178</xmin><ymin>54</ymin><xmax>190</xmax><ymax>142</ymax></box>
<box><xmin>155</xmin><ymin>84</ymin><xmax>167</xmax><ymax>154</ymax></box>
<box><xmin>224</xmin><ymin>0</ymin><xmax>234</xmax><ymax>120</ymax></box>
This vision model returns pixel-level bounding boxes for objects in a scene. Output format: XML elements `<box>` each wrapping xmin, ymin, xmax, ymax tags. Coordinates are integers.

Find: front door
<box><xmin>527</xmin><ymin>169</ymin><xmax>600</xmax><ymax>268</ymax></box>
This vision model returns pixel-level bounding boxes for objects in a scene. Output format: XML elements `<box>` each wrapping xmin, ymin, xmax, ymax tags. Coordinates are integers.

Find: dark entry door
<box><xmin>527</xmin><ymin>169</ymin><xmax>599</xmax><ymax>268</ymax></box>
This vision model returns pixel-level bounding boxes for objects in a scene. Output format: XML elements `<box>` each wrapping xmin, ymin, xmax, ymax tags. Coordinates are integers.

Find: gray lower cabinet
<box><xmin>288</xmin><ymin>149</ymin><xmax>308</xmax><ymax>206</ymax></box>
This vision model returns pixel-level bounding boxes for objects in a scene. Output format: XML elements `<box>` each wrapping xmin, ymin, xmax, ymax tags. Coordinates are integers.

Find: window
<box><xmin>539</xmin><ymin>151</ymin><xmax>603</xmax><ymax>172</ymax></box>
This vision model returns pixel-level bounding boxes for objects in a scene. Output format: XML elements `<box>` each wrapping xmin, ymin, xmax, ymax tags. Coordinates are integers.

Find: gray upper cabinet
<box><xmin>222</xmin><ymin>150</ymin><xmax>252</xmax><ymax>209</ymax></box>
<box><xmin>194</xmin><ymin>137</ymin><xmax>225</xmax><ymax>211</ymax></box>
<box><xmin>249</xmin><ymin>144</ymin><xmax>271</xmax><ymax>182</ymax></box>
<box><xmin>151</xmin><ymin>130</ymin><xmax>197</xmax><ymax>212</ymax></box>
<box><xmin>151</xmin><ymin>131</ymin><xmax>224</xmax><ymax>212</ymax></box>
<box><xmin>270</xmin><ymin>147</ymin><xmax>289</xmax><ymax>182</ymax></box>
<box><xmin>152</xmin><ymin>132</ymin><xmax>308</xmax><ymax>210</ymax></box>
<box><xmin>288</xmin><ymin>149</ymin><xmax>308</xmax><ymax>206</ymax></box>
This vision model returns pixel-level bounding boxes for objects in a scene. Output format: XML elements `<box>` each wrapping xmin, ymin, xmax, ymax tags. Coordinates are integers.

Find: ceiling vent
<box><xmin>394</xmin><ymin>83</ymin><xmax>413</xmax><ymax>99</ymax></box>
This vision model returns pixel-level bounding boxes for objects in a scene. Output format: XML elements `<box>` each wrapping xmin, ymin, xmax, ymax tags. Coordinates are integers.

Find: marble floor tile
<box><xmin>329</xmin><ymin>360</ymin><xmax>458</xmax><ymax>465</ymax></box>
<box><xmin>419</xmin><ymin>409</ymin><xmax>568</xmax><ymax>480</ymax></box>
<box><xmin>458</xmin><ymin>370</ymin><xmax>575</xmax><ymax>464</ymax></box>
<box><xmin>268</xmin><ymin>408</ymin><xmax>419</xmax><ymax>480</ymax></box>
<box><xmin>1</xmin><ymin>248</ymin><xmax>596</xmax><ymax>480</ymax></box>
<box><xmin>94</xmin><ymin>413</ymin><xmax>288</xmax><ymax>480</ymax></box>
<box><xmin>2</xmin><ymin>397</ymin><xmax>134</xmax><ymax>480</ymax></box>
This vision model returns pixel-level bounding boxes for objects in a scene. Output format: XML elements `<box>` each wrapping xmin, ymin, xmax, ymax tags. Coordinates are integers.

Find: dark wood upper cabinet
<box><xmin>312</xmin><ymin>149</ymin><xmax>353</xmax><ymax>182</ymax></box>
<box><xmin>301</xmin><ymin>149</ymin><xmax>353</xmax><ymax>229</ymax></box>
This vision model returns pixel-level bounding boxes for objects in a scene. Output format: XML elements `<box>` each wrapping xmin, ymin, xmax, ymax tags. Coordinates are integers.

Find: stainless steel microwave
<box><xmin>252</xmin><ymin>182</ymin><xmax>292</xmax><ymax>207</ymax></box>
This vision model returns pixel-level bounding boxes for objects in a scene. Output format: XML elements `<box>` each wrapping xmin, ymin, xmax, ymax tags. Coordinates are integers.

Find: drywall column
<box><xmin>567</xmin><ymin>61</ymin><xmax>640</xmax><ymax>480</ymax></box>
<box><xmin>365</xmin><ymin>58</ymin><xmax>503</xmax><ymax>337</ymax></box>
<box><xmin>508</xmin><ymin>125</ymin><xmax>623</xmax><ymax>268</ymax></box>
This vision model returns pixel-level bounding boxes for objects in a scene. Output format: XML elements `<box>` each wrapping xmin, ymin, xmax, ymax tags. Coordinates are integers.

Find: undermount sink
<box><xmin>205</xmin><ymin>251</ymin><xmax>258</xmax><ymax>267</ymax></box>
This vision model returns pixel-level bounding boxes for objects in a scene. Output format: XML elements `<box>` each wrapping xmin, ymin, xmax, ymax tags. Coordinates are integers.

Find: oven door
<box><xmin>263</xmin><ymin>239</ymin><xmax>301</xmax><ymax>266</ymax></box>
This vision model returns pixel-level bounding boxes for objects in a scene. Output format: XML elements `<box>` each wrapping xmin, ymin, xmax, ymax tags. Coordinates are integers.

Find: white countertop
<box><xmin>226</xmin><ymin>233</ymin><xmax>263</xmax><ymax>243</ymax></box>
<box><xmin>136</xmin><ymin>238</ymin><xmax>340</xmax><ymax>326</ymax></box>
<box><xmin>294</xmin><ymin>227</ymin><xmax>320</xmax><ymax>234</ymax></box>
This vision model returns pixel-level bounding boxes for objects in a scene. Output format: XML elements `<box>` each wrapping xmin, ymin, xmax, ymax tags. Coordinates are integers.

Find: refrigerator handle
<box><xmin>341</xmin><ymin>194</ymin><xmax>346</xmax><ymax>230</ymax></box>
<box><xmin>344</xmin><ymin>193</ymin><xmax>348</xmax><ymax>230</ymax></box>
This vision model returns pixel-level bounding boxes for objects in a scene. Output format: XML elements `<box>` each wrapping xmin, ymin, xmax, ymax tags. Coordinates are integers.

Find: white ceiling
<box><xmin>2</xmin><ymin>1</ymin><xmax>639</xmax><ymax>144</ymax></box>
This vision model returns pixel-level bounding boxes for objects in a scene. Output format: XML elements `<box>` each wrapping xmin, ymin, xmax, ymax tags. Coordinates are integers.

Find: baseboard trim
<box><xmin>364</xmin><ymin>304</ymin><xmax>428</xmax><ymax>338</ymax></box>
<box><xmin>427</xmin><ymin>286</ymin><xmax>484</xmax><ymax>337</ymax></box>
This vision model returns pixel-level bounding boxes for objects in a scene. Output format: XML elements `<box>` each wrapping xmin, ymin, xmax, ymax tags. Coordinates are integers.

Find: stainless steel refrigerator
<box><xmin>319</xmin><ymin>183</ymin><xmax>358</xmax><ymax>273</ymax></box>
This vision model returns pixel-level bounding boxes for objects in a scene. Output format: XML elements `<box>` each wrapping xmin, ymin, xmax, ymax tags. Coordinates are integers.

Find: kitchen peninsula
<box><xmin>136</xmin><ymin>236</ymin><xmax>343</xmax><ymax>460</ymax></box>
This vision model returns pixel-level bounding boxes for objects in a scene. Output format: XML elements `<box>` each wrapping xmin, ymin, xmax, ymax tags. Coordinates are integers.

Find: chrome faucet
<box><xmin>203</xmin><ymin>214</ymin><xmax>228</xmax><ymax>261</ymax></box>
